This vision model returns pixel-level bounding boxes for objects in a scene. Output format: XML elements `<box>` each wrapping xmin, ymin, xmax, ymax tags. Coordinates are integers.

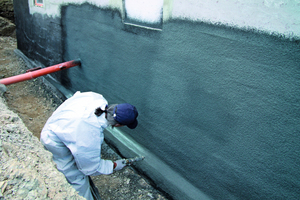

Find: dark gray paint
<box><xmin>14</xmin><ymin>2</ymin><xmax>300</xmax><ymax>199</ymax></box>
<box><xmin>61</xmin><ymin>5</ymin><xmax>300</xmax><ymax>199</ymax></box>
<box><xmin>13</xmin><ymin>0</ymin><xmax>63</xmax><ymax>73</ymax></box>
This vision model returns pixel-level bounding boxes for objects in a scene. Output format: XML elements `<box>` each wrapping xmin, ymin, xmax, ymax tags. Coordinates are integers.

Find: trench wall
<box><xmin>13</xmin><ymin>1</ymin><xmax>300</xmax><ymax>200</ymax></box>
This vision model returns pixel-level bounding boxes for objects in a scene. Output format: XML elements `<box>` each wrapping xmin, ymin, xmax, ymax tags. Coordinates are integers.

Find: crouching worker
<box><xmin>40</xmin><ymin>91</ymin><xmax>138</xmax><ymax>200</ymax></box>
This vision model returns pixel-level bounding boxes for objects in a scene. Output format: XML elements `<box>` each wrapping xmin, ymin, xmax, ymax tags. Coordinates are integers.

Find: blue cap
<box><xmin>113</xmin><ymin>103</ymin><xmax>138</xmax><ymax>129</ymax></box>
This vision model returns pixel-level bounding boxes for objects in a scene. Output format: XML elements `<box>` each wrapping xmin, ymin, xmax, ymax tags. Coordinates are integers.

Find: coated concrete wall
<box><xmin>62</xmin><ymin>4</ymin><xmax>300</xmax><ymax>199</ymax></box>
<box><xmin>14</xmin><ymin>1</ymin><xmax>300</xmax><ymax>200</ymax></box>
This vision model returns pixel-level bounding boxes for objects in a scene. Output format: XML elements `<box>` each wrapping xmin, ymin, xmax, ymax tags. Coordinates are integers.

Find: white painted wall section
<box><xmin>172</xmin><ymin>0</ymin><xmax>300</xmax><ymax>38</ymax></box>
<box><xmin>28</xmin><ymin>0</ymin><xmax>300</xmax><ymax>39</ymax></box>
<box><xmin>124</xmin><ymin>0</ymin><xmax>163</xmax><ymax>24</ymax></box>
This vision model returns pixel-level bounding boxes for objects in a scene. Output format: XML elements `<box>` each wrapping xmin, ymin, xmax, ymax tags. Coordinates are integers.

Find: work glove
<box><xmin>114</xmin><ymin>159</ymin><xmax>127</xmax><ymax>171</ymax></box>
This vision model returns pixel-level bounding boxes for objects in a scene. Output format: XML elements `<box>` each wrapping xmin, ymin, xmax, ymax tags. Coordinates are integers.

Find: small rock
<box><xmin>0</xmin><ymin>16</ymin><xmax>16</xmax><ymax>36</ymax></box>
<box><xmin>11</xmin><ymin>116</ymin><xmax>19</xmax><ymax>122</ymax></box>
<box><xmin>147</xmin><ymin>192</ymin><xmax>154</xmax><ymax>198</ymax></box>
<box><xmin>17</xmin><ymin>188</ymin><xmax>30</xmax><ymax>198</ymax></box>
<box><xmin>0</xmin><ymin>181</ymin><xmax>7</xmax><ymax>195</ymax></box>
<box><xmin>0</xmin><ymin>84</ymin><xmax>7</xmax><ymax>96</ymax></box>
<box><xmin>138</xmin><ymin>178</ymin><xmax>149</xmax><ymax>188</ymax></box>
<box><xmin>5</xmin><ymin>124</ymin><xmax>17</xmax><ymax>133</ymax></box>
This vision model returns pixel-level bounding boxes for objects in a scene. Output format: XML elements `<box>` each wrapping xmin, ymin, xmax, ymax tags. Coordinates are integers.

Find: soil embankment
<box><xmin>0</xmin><ymin>90</ymin><xmax>85</xmax><ymax>199</ymax></box>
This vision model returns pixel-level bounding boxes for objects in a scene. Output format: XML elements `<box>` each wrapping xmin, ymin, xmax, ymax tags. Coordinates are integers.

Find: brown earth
<box><xmin>0</xmin><ymin>0</ymin><xmax>14</xmax><ymax>22</ymax></box>
<box><xmin>0</xmin><ymin>36</ymin><xmax>169</xmax><ymax>200</ymax></box>
<box><xmin>0</xmin><ymin>0</ymin><xmax>15</xmax><ymax>37</ymax></box>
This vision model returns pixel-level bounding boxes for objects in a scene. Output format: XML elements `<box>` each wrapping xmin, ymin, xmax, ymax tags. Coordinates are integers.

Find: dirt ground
<box><xmin>0</xmin><ymin>36</ymin><xmax>169</xmax><ymax>200</ymax></box>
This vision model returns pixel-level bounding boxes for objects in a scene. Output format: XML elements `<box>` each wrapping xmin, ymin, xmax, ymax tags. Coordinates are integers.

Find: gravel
<box><xmin>0</xmin><ymin>91</ymin><xmax>84</xmax><ymax>199</ymax></box>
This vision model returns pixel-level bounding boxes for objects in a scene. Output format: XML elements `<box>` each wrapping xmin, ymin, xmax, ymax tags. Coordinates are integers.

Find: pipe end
<box><xmin>73</xmin><ymin>59</ymin><xmax>82</xmax><ymax>66</ymax></box>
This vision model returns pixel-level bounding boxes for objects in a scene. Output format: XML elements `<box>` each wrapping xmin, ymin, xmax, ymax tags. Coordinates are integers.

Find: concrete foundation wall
<box><xmin>13</xmin><ymin>0</ymin><xmax>63</xmax><ymax>67</ymax></box>
<box><xmin>13</xmin><ymin>1</ymin><xmax>300</xmax><ymax>199</ymax></box>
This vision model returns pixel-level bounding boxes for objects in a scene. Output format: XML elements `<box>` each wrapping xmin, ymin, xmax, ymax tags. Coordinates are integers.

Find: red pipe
<box><xmin>0</xmin><ymin>59</ymin><xmax>81</xmax><ymax>85</ymax></box>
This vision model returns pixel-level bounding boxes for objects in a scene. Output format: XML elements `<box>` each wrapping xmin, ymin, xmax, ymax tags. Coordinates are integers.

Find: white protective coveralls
<box><xmin>40</xmin><ymin>91</ymin><xmax>114</xmax><ymax>200</ymax></box>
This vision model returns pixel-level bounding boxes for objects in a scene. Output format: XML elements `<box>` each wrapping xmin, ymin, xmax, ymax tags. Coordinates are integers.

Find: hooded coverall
<box><xmin>40</xmin><ymin>91</ymin><xmax>114</xmax><ymax>200</ymax></box>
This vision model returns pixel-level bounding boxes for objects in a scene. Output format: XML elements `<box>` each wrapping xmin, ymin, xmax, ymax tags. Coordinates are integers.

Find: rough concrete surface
<box><xmin>0</xmin><ymin>36</ymin><xmax>169</xmax><ymax>199</ymax></box>
<box><xmin>61</xmin><ymin>5</ymin><xmax>300</xmax><ymax>199</ymax></box>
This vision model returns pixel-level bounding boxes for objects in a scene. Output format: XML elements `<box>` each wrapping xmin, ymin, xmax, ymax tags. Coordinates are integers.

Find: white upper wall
<box><xmin>28</xmin><ymin>0</ymin><xmax>300</xmax><ymax>38</ymax></box>
<box><xmin>172</xmin><ymin>0</ymin><xmax>300</xmax><ymax>38</ymax></box>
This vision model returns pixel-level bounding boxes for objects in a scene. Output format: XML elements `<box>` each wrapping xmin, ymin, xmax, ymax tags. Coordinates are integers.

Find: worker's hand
<box><xmin>113</xmin><ymin>159</ymin><xmax>127</xmax><ymax>171</ymax></box>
